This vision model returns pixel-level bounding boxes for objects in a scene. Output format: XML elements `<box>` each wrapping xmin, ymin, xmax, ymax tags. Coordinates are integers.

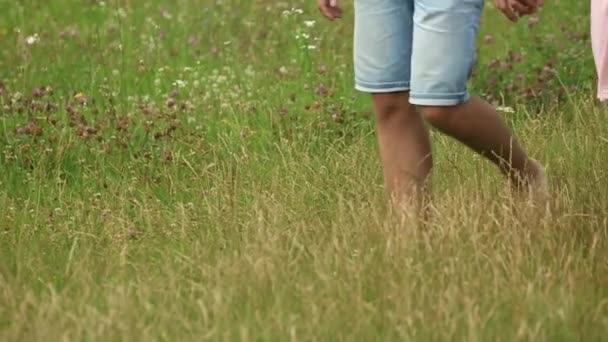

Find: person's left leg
<box><xmin>409</xmin><ymin>0</ymin><xmax>547</xmax><ymax>194</ymax></box>
<box><xmin>419</xmin><ymin>97</ymin><xmax>542</xmax><ymax>190</ymax></box>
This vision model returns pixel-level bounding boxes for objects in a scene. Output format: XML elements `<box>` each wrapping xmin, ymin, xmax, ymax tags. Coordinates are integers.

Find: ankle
<box><xmin>509</xmin><ymin>159</ymin><xmax>542</xmax><ymax>190</ymax></box>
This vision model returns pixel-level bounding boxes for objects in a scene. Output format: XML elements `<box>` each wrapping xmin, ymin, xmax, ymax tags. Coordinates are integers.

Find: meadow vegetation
<box><xmin>1</xmin><ymin>0</ymin><xmax>607</xmax><ymax>340</ymax></box>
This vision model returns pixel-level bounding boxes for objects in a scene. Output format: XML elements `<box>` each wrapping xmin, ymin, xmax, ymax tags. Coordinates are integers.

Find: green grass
<box><xmin>1</xmin><ymin>0</ymin><xmax>607</xmax><ymax>340</ymax></box>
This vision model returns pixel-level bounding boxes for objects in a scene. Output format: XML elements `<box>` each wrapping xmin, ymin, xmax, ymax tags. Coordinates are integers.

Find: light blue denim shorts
<box><xmin>354</xmin><ymin>0</ymin><xmax>484</xmax><ymax>106</ymax></box>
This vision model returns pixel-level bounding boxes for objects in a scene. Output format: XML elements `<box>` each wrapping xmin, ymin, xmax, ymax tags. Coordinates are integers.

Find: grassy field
<box><xmin>1</xmin><ymin>0</ymin><xmax>607</xmax><ymax>340</ymax></box>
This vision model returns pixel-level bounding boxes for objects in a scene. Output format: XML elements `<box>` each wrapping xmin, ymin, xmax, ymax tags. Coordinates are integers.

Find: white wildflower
<box><xmin>173</xmin><ymin>80</ymin><xmax>187</xmax><ymax>88</ymax></box>
<box><xmin>116</xmin><ymin>8</ymin><xmax>127</xmax><ymax>18</ymax></box>
<box><xmin>496</xmin><ymin>106</ymin><xmax>515</xmax><ymax>113</ymax></box>
<box><xmin>303</xmin><ymin>20</ymin><xmax>316</xmax><ymax>27</ymax></box>
<box><xmin>282</xmin><ymin>7</ymin><xmax>304</xmax><ymax>16</ymax></box>
<box><xmin>25</xmin><ymin>34</ymin><xmax>39</xmax><ymax>45</ymax></box>
<box><xmin>245</xmin><ymin>65</ymin><xmax>255</xmax><ymax>77</ymax></box>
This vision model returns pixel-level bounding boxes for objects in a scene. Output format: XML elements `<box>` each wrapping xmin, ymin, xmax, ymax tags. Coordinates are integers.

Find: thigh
<box><xmin>354</xmin><ymin>0</ymin><xmax>414</xmax><ymax>93</ymax></box>
<box><xmin>409</xmin><ymin>0</ymin><xmax>483</xmax><ymax>105</ymax></box>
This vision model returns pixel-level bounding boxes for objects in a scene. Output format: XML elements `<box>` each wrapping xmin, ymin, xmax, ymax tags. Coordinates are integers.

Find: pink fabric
<box><xmin>592</xmin><ymin>0</ymin><xmax>608</xmax><ymax>101</ymax></box>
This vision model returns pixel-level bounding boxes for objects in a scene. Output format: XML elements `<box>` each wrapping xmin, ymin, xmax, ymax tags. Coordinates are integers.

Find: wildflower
<box><xmin>528</xmin><ymin>17</ymin><xmax>540</xmax><ymax>28</ymax></box>
<box><xmin>304</xmin><ymin>20</ymin><xmax>316</xmax><ymax>27</ymax></box>
<box><xmin>315</xmin><ymin>83</ymin><xmax>328</xmax><ymax>96</ymax></box>
<box><xmin>245</xmin><ymin>65</ymin><xmax>255</xmax><ymax>77</ymax></box>
<box><xmin>484</xmin><ymin>35</ymin><xmax>493</xmax><ymax>43</ymax></box>
<box><xmin>160</xmin><ymin>9</ymin><xmax>172</xmax><ymax>19</ymax></box>
<box><xmin>163</xmin><ymin>149</ymin><xmax>173</xmax><ymax>162</ymax></box>
<box><xmin>307</xmin><ymin>45</ymin><xmax>317</xmax><ymax>50</ymax></box>
<box><xmin>173</xmin><ymin>80</ymin><xmax>187</xmax><ymax>88</ymax></box>
<box><xmin>496</xmin><ymin>106</ymin><xmax>515</xmax><ymax>113</ymax></box>
<box><xmin>116</xmin><ymin>8</ymin><xmax>127</xmax><ymax>18</ymax></box>
<box><xmin>282</xmin><ymin>8</ymin><xmax>304</xmax><ymax>17</ymax></box>
<box><xmin>25</xmin><ymin>33</ymin><xmax>39</xmax><ymax>45</ymax></box>
<box><xmin>32</xmin><ymin>86</ymin><xmax>44</xmax><ymax>98</ymax></box>
<box><xmin>16</xmin><ymin>121</ymin><xmax>43</xmax><ymax>136</ymax></box>
<box><xmin>74</xmin><ymin>92</ymin><xmax>88</xmax><ymax>105</ymax></box>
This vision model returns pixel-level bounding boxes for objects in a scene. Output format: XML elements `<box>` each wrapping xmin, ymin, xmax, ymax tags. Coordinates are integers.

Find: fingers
<box><xmin>496</xmin><ymin>0</ymin><xmax>542</xmax><ymax>22</ymax></box>
<box><xmin>527</xmin><ymin>0</ymin><xmax>544</xmax><ymax>7</ymax></box>
<box><xmin>318</xmin><ymin>0</ymin><xmax>342</xmax><ymax>20</ymax></box>
<box><xmin>496</xmin><ymin>0</ymin><xmax>519</xmax><ymax>22</ymax></box>
<box><xmin>516</xmin><ymin>0</ymin><xmax>538</xmax><ymax>10</ymax></box>
<box><xmin>511</xmin><ymin>1</ymin><xmax>534</xmax><ymax>15</ymax></box>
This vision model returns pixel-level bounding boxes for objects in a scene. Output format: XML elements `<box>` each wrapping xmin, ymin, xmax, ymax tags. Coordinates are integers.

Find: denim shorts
<box><xmin>354</xmin><ymin>0</ymin><xmax>484</xmax><ymax>106</ymax></box>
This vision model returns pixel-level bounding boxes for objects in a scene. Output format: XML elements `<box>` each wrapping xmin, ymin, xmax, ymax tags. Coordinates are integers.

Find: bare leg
<box><xmin>372</xmin><ymin>92</ymin><xmax>433</xmax><ymax>211</ymax></box>
<box><xmin>418</xmin><ymin>97</ymin><xmax>541</xmax><ymax>189</ymax></box>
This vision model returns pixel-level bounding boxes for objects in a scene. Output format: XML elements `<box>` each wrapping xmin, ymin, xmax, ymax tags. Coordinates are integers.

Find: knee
<box><xmin>373</xmin><ymin>93</ymin><xmax>417</xmax><ymax>125</ymax></box>
<box><xmin>418</xmin><ymin>106</ymin><xmax>457</xmax><ymax>127</ymax></box>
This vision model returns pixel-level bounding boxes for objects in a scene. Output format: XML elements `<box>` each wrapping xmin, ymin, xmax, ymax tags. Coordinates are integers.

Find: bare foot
<box><xmin>515</xmin><ymin>158</ymin><xmax>550</xmax><ymax>209</ymax></box>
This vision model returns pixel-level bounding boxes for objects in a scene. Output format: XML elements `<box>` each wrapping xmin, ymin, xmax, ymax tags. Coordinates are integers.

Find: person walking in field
<box><xmin>592</xmin><ymin>0</ymin><xmax>608</xmax><ymax>102</ymax></box>
<box><xmin>318</xmin><ymin>0</ymin><xmax>549</xmax><ymax>212</ymax></box>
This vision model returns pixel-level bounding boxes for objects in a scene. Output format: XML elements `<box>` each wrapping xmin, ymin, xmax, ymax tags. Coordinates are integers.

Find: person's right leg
<box><xmin>372</xmin><ymin>92</ymin><xmax>433</xmax><ymax>207</ymax></box>
<box><xmin>355</xmin><ymin>0</ymin><xmax>432</xmax><ymax>210</ymax></box>
<box><xmin>591</xmin><ymin>0</ymin><xmax>608</xmax><ymax>102</ymax></box>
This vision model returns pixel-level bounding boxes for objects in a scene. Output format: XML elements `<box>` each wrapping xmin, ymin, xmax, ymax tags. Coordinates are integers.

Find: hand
<box><xmin>318</xmin><ymin>0</ymin><xmax>342</xmax><ymax>20</ymax></box>
<box><xmin>495</xmin><ymin>0</ymin><xmax>543</xmax><ymax>22</ymax></box>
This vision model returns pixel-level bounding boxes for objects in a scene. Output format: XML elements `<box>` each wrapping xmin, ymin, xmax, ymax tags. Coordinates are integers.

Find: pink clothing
<box><xmin>592</xmin><ymin>0</ymin><xmax>608</xmax><ymax>101</ymax></box>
